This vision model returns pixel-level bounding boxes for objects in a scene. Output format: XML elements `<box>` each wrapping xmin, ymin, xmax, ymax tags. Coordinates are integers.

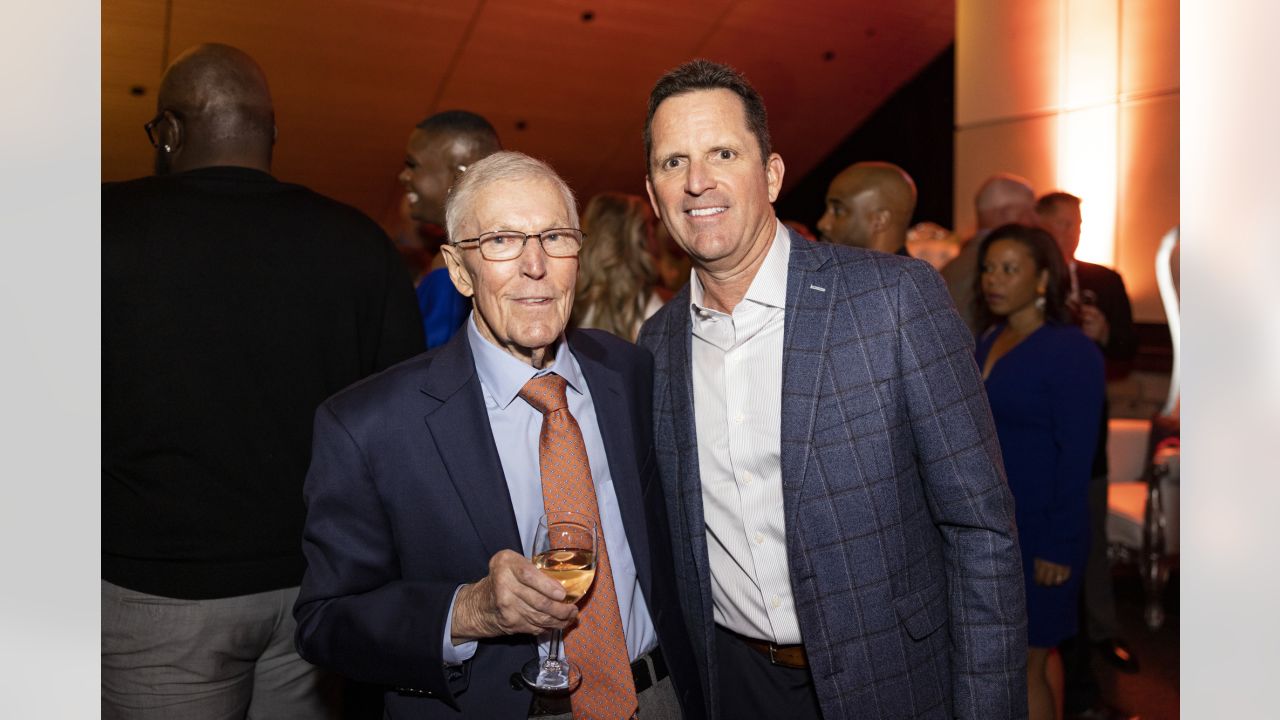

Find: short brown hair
<box><xmin>643</xmin><ymin>59</ymin><xmax>771</xmax><ymax>169</ymax></box>
<box><xmin>1035</xmin><ymin>191</ymin><xmax>1082</xmax><ymax>216</ymax></box>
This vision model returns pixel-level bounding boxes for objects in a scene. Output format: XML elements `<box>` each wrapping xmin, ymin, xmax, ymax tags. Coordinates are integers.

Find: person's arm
<box><xmin>1098</xmin><ymin>270</ymin><xmax>1137</xmax><ymax>362</ymax></box>
<box><xmin>1041</xmin><ymin>336</ymin><xmax>1106</xmax><ymax>567</ymax></box>
<box><xmin>293</xmin><ymin>403</ymin><xmax>575</xmax><ymax>705</ymax></box>
<box><xmin>293</xmin><ymin>402</ymin><xmax>462</xmax><ymax>700</ymax></box>
<box><xmin>1077</xmin><ymin>268</ymin><xmax>1137</xmax><ymax>365</ymax></box>
<box><xmin>894</xmin><ymin>260</ymin><xmax>1028</xmax><ymax>719</ymax></box>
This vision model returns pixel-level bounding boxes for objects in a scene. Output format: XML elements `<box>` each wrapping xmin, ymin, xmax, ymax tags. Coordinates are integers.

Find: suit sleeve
<box><xmin>894</xmin><ymin>261</ymin><xmax>1028</xmax><ymax>719</ymax></box>
<box><xmin>1042</xmin><ymin>338</ymin><xmax>1106</xmax><ymax>564</ymax></box>
<box><xmin>1098</xmin><ymin>269</ymin><xmax>1137</xmax><ymax>364</ymax></box>
<box><xmin>293</xmin><ymin>402</ymin><xmax>468</xmax><ymax>706</ymax></box>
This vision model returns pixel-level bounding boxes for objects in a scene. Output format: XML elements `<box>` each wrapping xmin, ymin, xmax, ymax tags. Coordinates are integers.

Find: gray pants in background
<box><xmin>102</xmin><ymin>581</ymin><xmax>340</xmax><ymax>720</ymax></box>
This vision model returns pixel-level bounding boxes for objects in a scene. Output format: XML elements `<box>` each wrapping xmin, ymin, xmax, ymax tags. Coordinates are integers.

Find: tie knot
<box><xmin>519</xmin><ymin>373</ymin><xmax>569</xmax><ymax>415</ymax></box>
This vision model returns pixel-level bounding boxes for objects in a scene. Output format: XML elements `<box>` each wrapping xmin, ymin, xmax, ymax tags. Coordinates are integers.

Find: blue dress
<box><xmin>976</xmin><ymin>322</ymin><xmax>1104</xmax><ymax>647</ymax></box>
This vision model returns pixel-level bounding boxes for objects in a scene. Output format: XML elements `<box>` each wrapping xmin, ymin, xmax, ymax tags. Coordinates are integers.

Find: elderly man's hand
<box><xmin>450</xmin><ymin>550</ymin><xmax>579</xmax><ymax>643</ymax></box>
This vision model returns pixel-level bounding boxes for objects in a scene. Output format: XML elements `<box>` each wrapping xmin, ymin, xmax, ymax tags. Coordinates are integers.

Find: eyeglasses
<box><xmin>452</xmin><ymin>228</ymin><xmax>585</xmax><ymax>261</ymax></box>
<box><xmin>144</xmin><ymin>109</ymin><xmax>183</xmax><ymax>148</ymax></box>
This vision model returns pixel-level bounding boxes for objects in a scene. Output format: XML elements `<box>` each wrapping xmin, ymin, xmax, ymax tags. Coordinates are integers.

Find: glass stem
<box><xmin>547</xmin><ymin>628</ymin><xmax>563</xmax><ymax>666</ymax></box>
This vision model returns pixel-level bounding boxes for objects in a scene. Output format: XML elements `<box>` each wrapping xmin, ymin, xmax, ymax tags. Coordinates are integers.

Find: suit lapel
<box><xmin>780</xmin><ymin>234</ymin><xmax>836</xmax><ymax>503</ymax></box>
<box><xmin>421</xmin><ymin>332</ymin><xmax>522</xmax><ymax>559</ymax></box>
<box><xmin>661</xmin><ymin>288</ymin><xmax>713</xmax><ymax>605</ymax></box>
<box><xmin>570</xmin><ymin>332</ymin><xmax>654</xmax><ymax>598</ymax></box>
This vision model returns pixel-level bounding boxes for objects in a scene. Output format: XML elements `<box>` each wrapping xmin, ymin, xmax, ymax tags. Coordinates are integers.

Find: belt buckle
<box><xmin>767</xmin><ymin>642</ymin><xmax>782</xmax><ymax>666</ymax></box>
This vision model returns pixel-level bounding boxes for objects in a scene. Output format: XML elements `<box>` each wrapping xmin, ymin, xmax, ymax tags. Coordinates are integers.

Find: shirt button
<box><xmin>734</xmin><ymin>413</ymin><xmax>745</xmax><ymax>424</ymax></box>
<box><xmin>741</xmin><ymin>472</ymin><xmax>753</xmax><ymax>485</ymax></box>
<box><xmin>771</xmin><ymin>596</ymin><xmax>782</xmax><ymax>609</ymax></box>
<box><xmin>753</xmin><ymin>532</ymin><xmax>764</xmax><ymax>545</ymax></box>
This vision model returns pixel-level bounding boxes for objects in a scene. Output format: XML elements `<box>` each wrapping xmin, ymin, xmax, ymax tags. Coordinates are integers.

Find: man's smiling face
<box><xmin>442</xmin><ymin>176</ymin><xmax>578</xmax><ymax>367</ymax></box>
<box><xmin>645</xmin><ymin>88</ymin><xmax>783</xmax><ymax>275</ymax></box>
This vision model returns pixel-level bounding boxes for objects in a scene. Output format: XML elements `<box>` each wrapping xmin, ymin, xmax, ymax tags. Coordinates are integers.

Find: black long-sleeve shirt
<box><xmin>103</xmin><ymin>167</ymin><xmax>425</xmax><ymax>599</ymax></box>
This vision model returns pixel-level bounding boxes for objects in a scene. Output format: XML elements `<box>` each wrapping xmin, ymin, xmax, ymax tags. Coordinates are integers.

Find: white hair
<box><xmin>444</xmin><ymin>151</ymin><xmax>578</xmax><ymax>241</ymax></box>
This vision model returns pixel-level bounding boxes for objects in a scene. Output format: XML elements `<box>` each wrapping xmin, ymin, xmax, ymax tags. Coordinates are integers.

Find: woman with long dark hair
<box><xmin>974</xmin><ymin>223</ymin><xmax>1105</xmax><ymax>720</ymax></box>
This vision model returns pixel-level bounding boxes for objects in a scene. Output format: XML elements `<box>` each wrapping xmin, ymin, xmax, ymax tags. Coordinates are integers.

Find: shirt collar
<box><xmin>689</xmin><ymin>218</ymin><xmax>790</xmax><ymax>314</ymax></box>
<box><xmin>466</xmin><ymin>313</ymin><xmax>586</xmax><ymax>409</ymax></box>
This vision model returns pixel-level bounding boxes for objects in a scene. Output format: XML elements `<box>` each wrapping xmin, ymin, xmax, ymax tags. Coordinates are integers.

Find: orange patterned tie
<box><xmin>519</xmin><ymin>374</ymin><xmax>638</xmax><ymax>720</ymax></box>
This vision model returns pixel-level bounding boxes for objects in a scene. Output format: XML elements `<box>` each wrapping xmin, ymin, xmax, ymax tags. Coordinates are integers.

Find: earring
<box><xmin>1035</xmin><ymin>295</ymin><xmax>1046</xmax><ymax>312</ymax></box>
<box><xmin>163</xmin><ymin>144</ymin><xmax>172</xmax><ymax>153</ymax></box>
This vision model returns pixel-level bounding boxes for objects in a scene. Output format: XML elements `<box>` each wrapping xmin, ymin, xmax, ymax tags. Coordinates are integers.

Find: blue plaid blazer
<box><xmin>637</xmin><ymin>231</ymin><xmax>1028</xmax><ymax>719</ymax></box>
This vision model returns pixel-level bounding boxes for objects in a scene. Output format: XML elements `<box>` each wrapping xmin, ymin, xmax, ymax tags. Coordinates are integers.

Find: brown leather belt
<box><xmin>721</xmin><ymin>626</ymin><xmax>809</xmax><ymax>669</ymax></box>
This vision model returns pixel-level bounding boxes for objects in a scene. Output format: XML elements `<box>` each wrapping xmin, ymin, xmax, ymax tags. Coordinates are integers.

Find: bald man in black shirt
<box><xmin>103</xmin><ymin>44</ymin><xmax>424</xmax><ymax>719</ymax></box>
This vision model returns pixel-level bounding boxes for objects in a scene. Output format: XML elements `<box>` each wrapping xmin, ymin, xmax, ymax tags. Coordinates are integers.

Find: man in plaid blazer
<box><xmin>636</xmin><ymin>59</ymin><xmax>1027</xmax><ymax>720</ymax></box>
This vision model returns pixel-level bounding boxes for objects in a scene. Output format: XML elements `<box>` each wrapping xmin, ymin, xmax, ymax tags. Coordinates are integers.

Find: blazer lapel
<box><xmin>421</xmin><ymin>332</ymin><xmax>522</xmax><ymax>559</ymax></box>
<box><xmin>570</xmin><ymin>331</ymin><xmax>654</xmax><ymax>598</ymax></box>
<box><xmin>662</xmin><ymin>290</ymin><xmax>713</xmax><ymax>599</ymax></box>
<box><xmin>780</xmin><ymin>233</ymin><xmax>836</xmax><ymax>505</ymax></box>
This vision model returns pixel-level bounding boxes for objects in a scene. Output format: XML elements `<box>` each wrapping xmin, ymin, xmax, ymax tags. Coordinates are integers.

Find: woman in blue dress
<box><xmin>973</xmin><ymin>224</ymin><xmax>1104</xmax><ymax>720</ymax></box>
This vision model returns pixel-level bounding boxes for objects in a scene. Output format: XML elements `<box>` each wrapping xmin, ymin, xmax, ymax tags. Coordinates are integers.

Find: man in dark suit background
<box><xmin>1036</xmin><ymin>192</ymin><xmax>1141</xmax><ymax>720</ymax></box>
<box><xmin>636</xmin><ymin>59</ymin><xmax>1027</xmax><ymax>720</ymax></box>
<box><xmin>1036</xmin><ymin>192</ymin><xmax>1138</xmax><ymax>376</ymax></box>
<box><xmin>294</xmin><ymin>151</ymin><xmax>702</xmax><ymax>719</ymax></box>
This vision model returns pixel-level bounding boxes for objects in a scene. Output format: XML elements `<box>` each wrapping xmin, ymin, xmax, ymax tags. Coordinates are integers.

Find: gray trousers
<box><xmin>102</xmin><ymin>580</ymin><xmax>339</xmax><ymax>720</ymax></box>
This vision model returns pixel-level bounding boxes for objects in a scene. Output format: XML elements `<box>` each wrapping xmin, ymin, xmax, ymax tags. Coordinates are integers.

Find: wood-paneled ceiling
<box><xmin>103</xmin><ymin>0</ymin><xmax>954</xmax><ymax>232</ymax></box>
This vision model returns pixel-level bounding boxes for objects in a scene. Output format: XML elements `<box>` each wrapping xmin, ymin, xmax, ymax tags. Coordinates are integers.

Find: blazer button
<box><xmin>509</xmin><ymin>673</ymin><xmax>525</xmax><ymax>690</ymax></box>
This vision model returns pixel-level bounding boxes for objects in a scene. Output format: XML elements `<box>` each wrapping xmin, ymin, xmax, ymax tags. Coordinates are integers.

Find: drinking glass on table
<box><xmin>520</xmin><ymin>511</ymin><xmax>597</xmax><ymax>692</ymax></box>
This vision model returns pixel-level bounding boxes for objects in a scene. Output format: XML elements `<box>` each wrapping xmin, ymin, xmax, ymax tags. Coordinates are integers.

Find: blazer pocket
<box><xmin>892</xmin><ymin>580</ymin><xmax>948</xmax><ymax>641</ymax></box>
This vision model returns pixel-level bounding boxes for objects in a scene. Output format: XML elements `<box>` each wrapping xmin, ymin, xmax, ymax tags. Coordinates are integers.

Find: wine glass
<box><xmin>520</xmin><ymin>511</ymin><xmax>598</xmax><ymax>692</ymax></box>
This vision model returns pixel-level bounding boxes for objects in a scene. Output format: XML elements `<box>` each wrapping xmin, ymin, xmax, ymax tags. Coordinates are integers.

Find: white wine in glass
<box><xmin>533</xmin><ymin>547</ymin><xmax>596</xmax><ymax>603</ymax></box>
<box><xmin>521</xmin><ymin>511</ymin><xmax>597</xmax><ymax>692</ymax></box>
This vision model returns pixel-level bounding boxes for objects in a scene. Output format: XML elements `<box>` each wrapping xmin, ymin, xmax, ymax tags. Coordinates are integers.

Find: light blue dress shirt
<box><xmin>441</xmin><ymin>314</ymin><xmax>658</xmax><ymax>665</ymax></box>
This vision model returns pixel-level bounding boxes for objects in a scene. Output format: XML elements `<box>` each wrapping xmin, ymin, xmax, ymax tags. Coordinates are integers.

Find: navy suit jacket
<box><xmin>1074</xmin><ymin>260</ymin><xmax>1137</xmax><ymax>479</ymax></box>
<box><xmin>637</xmin><ymin>230</ymin><xmax>1028</xmax><ymax>719</ymax></box>
<box><xmin>1074</xmin><ymin>260</ymin><xmax>1137</xmax><ymax>370</ymax></box>
<box><xmin>294</xmin><ymin>328</ymin><xmax>703</xmax><ymax>719</ymax></box>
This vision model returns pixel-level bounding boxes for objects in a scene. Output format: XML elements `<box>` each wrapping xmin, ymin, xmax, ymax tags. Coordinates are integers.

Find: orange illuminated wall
<box><xmin>955</xmin><ymin>0</ymin><xmax>1178</xmax><ymax>322</ymax></box>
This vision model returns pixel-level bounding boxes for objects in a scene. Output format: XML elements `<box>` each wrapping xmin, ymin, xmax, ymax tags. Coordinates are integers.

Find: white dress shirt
<box><xmin>689</xmin><ymin>219</ymin><xmax>801</xmax><ymax>644</ymax></box>
<box><xmin>441</xmin><ymin>315</ymin><xmax>658</xmax><ymax>664</ymax></box>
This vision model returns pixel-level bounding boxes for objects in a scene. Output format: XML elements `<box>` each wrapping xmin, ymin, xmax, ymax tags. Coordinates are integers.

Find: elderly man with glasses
<box><xmin>294</xmin><ymin>151</ymin><xmax>704</xmax><ymax>720</ymax></box>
